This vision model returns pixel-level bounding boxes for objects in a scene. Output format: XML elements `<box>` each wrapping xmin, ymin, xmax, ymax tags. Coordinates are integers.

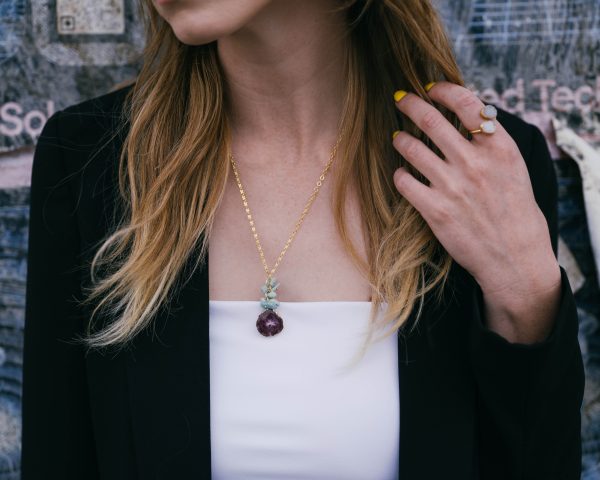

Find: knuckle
<box><xmin>395</xmin><ymin>133</ymin><xmax>420</xmax><ymax>158</ymax></box>
<box><xmin>445</xmin><ymin>178</ymin><xmax>465</xmax><ymax>200</ymax></box>
<box><xmin>421</xmin><ymin>110</ymin><xmax>444</xmax><ymax>130</ymax></box>
<box><xmin>457</xmin><ymin>91</ymin><xmax>481</xmax><ymax>110</ymax></box>
<box><xmin>429</xmin><ymin>202</ymin><xmax>450</xmax><ymax>223</ymax></box>
<box><xmin>497</xmin><ymin>140</ymin><xmax>517</xmax><ymax>158</ymax></box>
<box><xmin>403</xmin><ymin>139</ymin><xmax>421</xmax><ymax>158</ymax></box>
<box><xmin>464</xmin><ymin>160</ymin><xmax>486</xmax><ymax>184</ymax></box>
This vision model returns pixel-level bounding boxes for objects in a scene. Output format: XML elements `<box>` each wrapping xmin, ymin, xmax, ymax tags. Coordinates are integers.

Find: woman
<box><xmin>20</xmin><ymin>0</ymin><xmax>584</xmax><ymax>479</ymax></box>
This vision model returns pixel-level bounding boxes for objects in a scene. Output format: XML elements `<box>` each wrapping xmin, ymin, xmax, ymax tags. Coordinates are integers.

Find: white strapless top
<box><xmin>208</xmin><ymin>300</ymin><xmax>400</xmax><ymax>480</ymax></box>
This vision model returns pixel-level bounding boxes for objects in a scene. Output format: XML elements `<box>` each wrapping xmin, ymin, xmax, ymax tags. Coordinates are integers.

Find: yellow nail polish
<box><xmin>392</xmin><ymin>130</ymin><xmax>401</xmax><ymax>140</ymax></box>
<box><xmin>424</xmin><ymin>82</ymin><xmax>436</xmax><ymax>92</ymax></box>
<box><xmin>393</xmin><ymin>90</ymin><xmax>407</xmax><ymax>102</ymax></box>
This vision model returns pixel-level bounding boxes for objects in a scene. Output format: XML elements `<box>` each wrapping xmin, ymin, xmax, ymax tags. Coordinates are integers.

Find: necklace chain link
<box><xmin>229</xmin><ymin>133</ymin><xmax>344</xmax><ymax>281</ymax></box>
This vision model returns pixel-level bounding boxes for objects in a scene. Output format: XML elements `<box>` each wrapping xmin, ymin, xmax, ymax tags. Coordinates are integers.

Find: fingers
<box><xmin>393</xmin><ymin>88</ymin><xmax>474</xmax><ymax>162</ymax></box>
<box><xmin>392</xmin><ymin>130</ymin><xmax>451</xmax><ymax>188</ymax></box>
<box><xmin>393</xmin><ymin>166</ymin><xmax>437</xmax><ymax>219</ymax></box>
<box><xmin>423</xmin><ymin>81</ymin><xmax>509</xmax><ymax>147</ymax></box>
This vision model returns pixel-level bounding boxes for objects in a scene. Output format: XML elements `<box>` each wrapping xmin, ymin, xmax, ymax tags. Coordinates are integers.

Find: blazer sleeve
<box><xmin>468</xmin><ymin>124</ymin><xmax>585</xmax><ymax>480</ymax></box>
<box><xmin>20</xmin><ymin>111</ymin><xmax>100</xmax><ymax>479</ymax></box>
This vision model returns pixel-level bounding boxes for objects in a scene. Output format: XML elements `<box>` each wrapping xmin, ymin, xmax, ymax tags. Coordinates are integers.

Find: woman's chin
<box><xmin>171</xmin><ymin>28</ymin><xmax>218</xmax><ymax>46</ymax></box>
<box><xmin>155</xmin><ymin>0</ymin><xmax>272</xmax><ymax>46</ymax></box>
<box><xmin>171</xmin><ymin>17</ymin><xmax>240</xmax><ymax>45</ymax></box>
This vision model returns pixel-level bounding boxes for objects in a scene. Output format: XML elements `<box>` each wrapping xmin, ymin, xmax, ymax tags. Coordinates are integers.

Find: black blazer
<box><xmin>20</xmin><ymin>84</ymin><xmax>584</xmax><ymax>480</ymax></box>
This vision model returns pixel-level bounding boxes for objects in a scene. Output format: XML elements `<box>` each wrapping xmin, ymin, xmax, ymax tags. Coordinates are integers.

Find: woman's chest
<box><xmin>208</xmin><ymin>175</ymin><xmax>372</xmax><ymax>302</ymax></box>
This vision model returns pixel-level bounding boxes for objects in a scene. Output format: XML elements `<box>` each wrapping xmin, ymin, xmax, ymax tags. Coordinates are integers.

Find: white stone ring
<box><xmin>468</xmin><ymin>104</ymin><xmax>497</xmax><ymax>135</ymax></box>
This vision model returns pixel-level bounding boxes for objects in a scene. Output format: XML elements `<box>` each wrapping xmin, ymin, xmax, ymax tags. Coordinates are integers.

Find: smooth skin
<box><xmin>392</xmin><ymin>82</ymin><xmax>562</xmax><ymax>344</ymax></box>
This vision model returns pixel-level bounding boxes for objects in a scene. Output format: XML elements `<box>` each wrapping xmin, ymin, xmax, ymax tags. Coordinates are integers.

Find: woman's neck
<box><xmin>217</xmin><ymin>0</ymin><xmax>350</xmax><ymax>167</ymax></box>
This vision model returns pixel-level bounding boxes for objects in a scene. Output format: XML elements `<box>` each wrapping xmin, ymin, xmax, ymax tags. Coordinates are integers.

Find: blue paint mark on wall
<box><xmin>0</xmin><ymin>0</ymin><xmax>26</xmax><ymax>65</ymax></box>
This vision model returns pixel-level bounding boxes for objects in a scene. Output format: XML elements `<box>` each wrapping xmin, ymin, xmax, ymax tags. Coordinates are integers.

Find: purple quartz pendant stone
<box><xmin>256</xmin><ymin>310</ymin><xmax>284</xmax><ymax>337</ymax></box>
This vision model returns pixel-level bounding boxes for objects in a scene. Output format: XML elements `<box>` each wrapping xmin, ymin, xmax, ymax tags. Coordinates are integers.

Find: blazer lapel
<box><xmin>125</xmin><ymin>249</ymin><xmax>212</xmax><ymax>479</ymax></box>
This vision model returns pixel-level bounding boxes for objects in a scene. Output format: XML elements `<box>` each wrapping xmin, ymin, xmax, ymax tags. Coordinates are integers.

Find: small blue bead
<box><xmin>260</xmin><ymin>300</ymin><xmax>274</xmax><ymax>309</ymax></box>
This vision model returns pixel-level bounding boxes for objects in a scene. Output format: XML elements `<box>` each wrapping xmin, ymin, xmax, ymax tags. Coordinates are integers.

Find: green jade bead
<box><xmin>260</xmin><ymin>299</ymin><xmax>280</xmax><ymax>310</ymax></box>
<box><xmin>259</xmin><ymin>276</ymin><xmax>280</xmax><ymax>310</ymax></box>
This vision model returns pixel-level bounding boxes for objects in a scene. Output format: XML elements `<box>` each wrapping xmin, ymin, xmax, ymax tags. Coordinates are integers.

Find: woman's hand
<box><xmin>391</xmin><ymin>81</ymin><xmax>562</xmax><ymax>343</ymax></box>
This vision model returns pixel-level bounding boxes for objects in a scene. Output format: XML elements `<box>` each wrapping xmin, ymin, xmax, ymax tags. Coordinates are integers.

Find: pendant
<box><xmin>256</xmin><ymin>276</ymin><xmax>283</xmax><ymax>337</ymax></box>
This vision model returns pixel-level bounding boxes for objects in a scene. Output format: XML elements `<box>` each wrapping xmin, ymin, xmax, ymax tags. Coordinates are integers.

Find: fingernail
<box><xmin>424</xmin><ymin>82</ymin><xmax>436</xmax><ymax>92</ymax></box>
<box><xmin>393</xmin><ymin>90</ymin><xmax>407</xmax><ymax>102</ymax></box>
<box><xmin>392</xmin><ymin>130</ymin><xmax>401</xmax><ymax>140</ymax></box>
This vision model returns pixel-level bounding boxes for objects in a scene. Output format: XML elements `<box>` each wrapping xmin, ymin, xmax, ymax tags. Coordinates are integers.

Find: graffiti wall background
<box><xmin>0</xmin><ymin>0</ymin><xmax>598</xmax><ymax>478</ymax></box>
<box><xmin>0</xmin><ymin>1</ymin><xmax>144</xmax><ymax>478</ymax></box>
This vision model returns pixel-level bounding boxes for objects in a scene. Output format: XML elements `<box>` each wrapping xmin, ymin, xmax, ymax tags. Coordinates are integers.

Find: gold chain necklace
<box><xmin>229</xmin><ymin>133</ymin><xmax>344</xmax><ymax>337</ymax></box>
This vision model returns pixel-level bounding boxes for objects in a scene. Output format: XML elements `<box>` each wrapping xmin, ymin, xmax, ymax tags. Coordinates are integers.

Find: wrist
<box><xmin>478</xmin><ymin>259</ymin><xmax>562</xmax><ymax>344</ymax></box>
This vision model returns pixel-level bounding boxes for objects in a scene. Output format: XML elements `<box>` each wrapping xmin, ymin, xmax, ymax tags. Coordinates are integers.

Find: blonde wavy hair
<box><xmin>79</xmin><ymin>0</ymin><xmax>468</xmax><ymax>355</ymax></box>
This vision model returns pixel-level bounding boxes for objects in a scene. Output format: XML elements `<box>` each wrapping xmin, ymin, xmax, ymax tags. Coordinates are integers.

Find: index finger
<box><xmin>424</xmin><ymin>81</ymin><xmax>509</xmax><ymax>146</ymax></box>
<box><xmin>393</xmin><ymin>88</ymin><xmax>474</xmax><ymax>162</ymax></box>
